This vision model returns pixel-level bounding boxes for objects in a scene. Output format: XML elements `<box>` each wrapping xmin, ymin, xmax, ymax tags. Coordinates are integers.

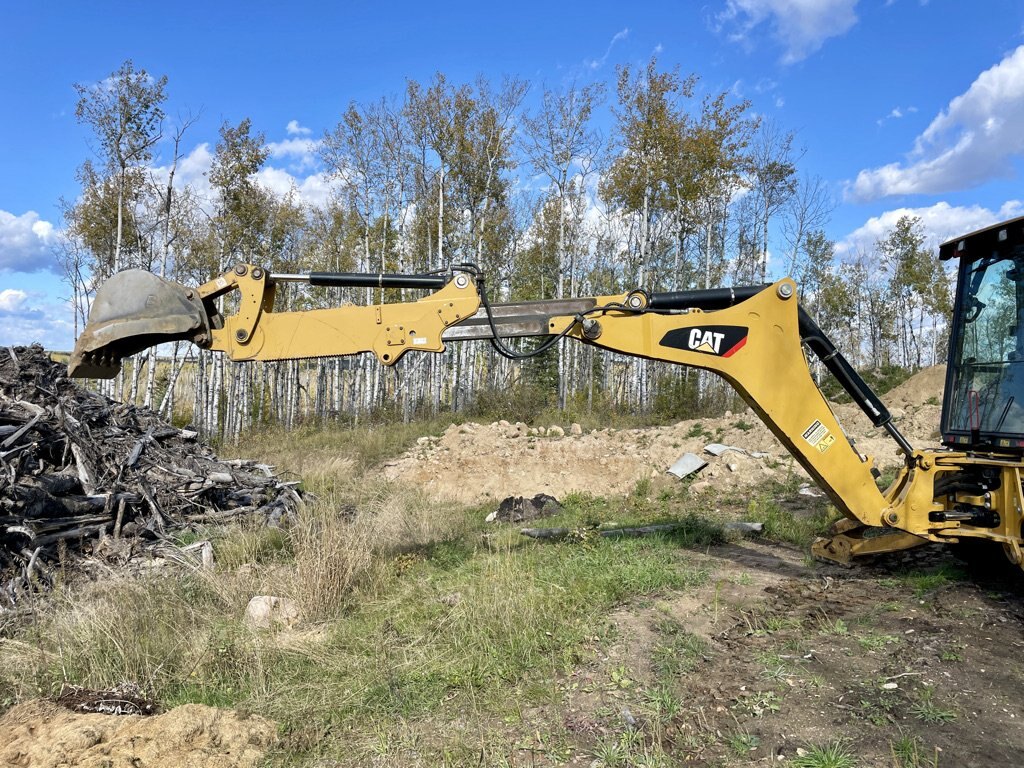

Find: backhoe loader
<box><xmin>68</xmin><ymin>216</ymin><xmax>1024</xmax><ymax>571</ymax></box>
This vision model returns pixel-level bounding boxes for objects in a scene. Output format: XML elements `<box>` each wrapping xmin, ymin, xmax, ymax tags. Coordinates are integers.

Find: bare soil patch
<box><xmin>521</xmin><ymin>543</ymin><xmax>1024</xmax><ymax>766</ymax></box>
<box><xmin>0</xmin><ymin>700</ymin><xmax>276</xmax><ymax>767</ymax></box>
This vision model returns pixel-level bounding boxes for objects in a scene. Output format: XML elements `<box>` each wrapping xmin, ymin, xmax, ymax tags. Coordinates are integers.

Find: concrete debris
<box><xmin>704</xmin><ymin>443</ymin><xmax>744</xmax><ymax>457</ymax></box>
<box><xmin>244</xmin><ymin>595</ymin><xmax>302</xmax><ymax>629</ymax></box>
<box><xmin>667</xmin><ymin>452</ymin><xmax>708</xmax><ymax>479</ymax></box>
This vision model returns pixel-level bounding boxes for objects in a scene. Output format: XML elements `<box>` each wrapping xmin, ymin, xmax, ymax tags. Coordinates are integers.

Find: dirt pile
<box><xmin>382</xmin><ymin>367</ymin><xmax>946</xmax><ymax>504</ymax></box>
<box><xmin>0</xmin><ymin>345</ymin><xmax>302</xmax><ymax>607</ymax></box>
<box><xmin>0</xmin><ymin>700</ymin><xmax>276</xmax><ymax>767</ymax></box>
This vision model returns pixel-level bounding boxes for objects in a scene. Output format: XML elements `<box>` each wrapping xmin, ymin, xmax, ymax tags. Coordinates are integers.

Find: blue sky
<box><xmin>3</xmin><ymin>0</ymin><xmax>1024</xmax><ymax>349</ymax></box>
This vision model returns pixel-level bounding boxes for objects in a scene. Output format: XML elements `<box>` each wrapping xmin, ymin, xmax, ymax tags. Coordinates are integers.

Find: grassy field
<box><xmin>2</xmin><ymin>419</ymin><xmax>1021</xmax><ymax>766</ymax></box>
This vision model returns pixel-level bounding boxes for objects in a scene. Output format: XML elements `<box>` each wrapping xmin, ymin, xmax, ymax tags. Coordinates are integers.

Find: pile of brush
<box><xmin>0</xmin><ymin>345</ymin><xmax>301</xmax><ymax>607</ymax></box>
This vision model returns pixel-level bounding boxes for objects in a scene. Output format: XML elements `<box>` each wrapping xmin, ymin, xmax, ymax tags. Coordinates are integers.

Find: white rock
<box><xmin>416</xmin><ymin>436</ymin><xmax>431</xmax><ymax>446</ymax></box>
<box><xmin>245</xmin><ymin>595</ymin><xmax>301</xmax><ymax>629</ymax></box>
<box><xmin>570</xmin><ymin>423</ymin><xmax>583</xmax><ymax>435</ymax></box>
<box><xmin>548</xmin><ymin>425</ymin><xmax>565</xmax><ymax>437</ymax></box>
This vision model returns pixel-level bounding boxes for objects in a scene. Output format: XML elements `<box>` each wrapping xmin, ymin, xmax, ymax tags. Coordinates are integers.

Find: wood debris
<box><xmin>0</xmin><ymin>345</ymin><xmax>301</xmax><ymax>608</ymax></box>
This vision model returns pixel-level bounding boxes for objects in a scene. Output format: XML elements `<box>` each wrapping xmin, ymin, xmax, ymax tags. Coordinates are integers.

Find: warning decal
<box><xmin>802</xmin><ymin>420</ymin><xmax>835</xmax><ymax>453</ymax></box>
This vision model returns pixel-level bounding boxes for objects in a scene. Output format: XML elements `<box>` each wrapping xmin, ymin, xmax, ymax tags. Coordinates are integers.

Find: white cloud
<box><xmin>837</xmin><ymin>200</ymin><xmax>1024</xmax><ymax>256</ymax></box>
<box><xmin>255</xmin><ymin>168</ymin><xmax>337</xmax><ymax>209</ymax></box>
<box><xmin>150</xmin><ymin>135</ymin><xmax>337</xmax><ymax>212</ymax></box>
<box><xmin>0</xmin><ymin>210</ymin><xmax>58</xmax><ymax>272</ymax></box>
<box><xmin>875</xmin><ymin>105</ymin><xmax>916</xmax><ymax>126</ymax></box>
<box><xmin>717</xmin><ymin>0</ymin><xmax>859</xmax><ymax>64</ymax></box>
<box><xmin>584</xmin><ymin>28</ymin><xmax>629</xmax><ymax>70</ymax></box>
<box><xmin>850</xmin><ymin>46</ymin><xmax>1024</xmax><ymax>201</ymax></box>
<box><xmin>267</xmin><ymin>137</ymin><xmax>319</xmax><ymax>159</ymax></box>
<box><xmin>266</xmin><ymin>136</ymin><xmax>321</xmax><ymax>172</ymax></box>
<box><xmin>0</xmin><ymin>289</ymin><xmax>28</xmax><ymax>312</ymax></box>
<box><xmin>0</xmin><ymin>289</ymin><xmax>75</xmax><ymax>350</ymax></box>
<box><xmin>286</xmin><ymin>120</ymin><xmax>312</xmax><ymax>136</ymax></box>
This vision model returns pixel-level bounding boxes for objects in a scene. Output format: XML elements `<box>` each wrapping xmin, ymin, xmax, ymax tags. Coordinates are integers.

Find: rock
<box><xmin>244</xmin><ymin>595</ymin><xmax>301</xmax><ymax>629</ymax></box>
<box><xmin>498</xmin><ymin>419</ymin><xmax>511</xmax><ymax>427</ymax></box>
<box><xmin>459</xmin><ymin>423</ymin><xmax>476</xmax><ymax>434</ymax></box>
<box><xmin>548</xmin><ymin>425</ymin><xmax>565</xmax><ymax>438</ymax></box>
<box><xmin>724</xmin><ymin>410</ymin><xmax>733</xmax><ymax>419</ymax></box>
<box><xmin>416</xmin><ymin>436</ymin><xmax>432</xmax><ymax>446</ymax></box>
<box><xmin>528</xmin><ymin>427</ymin><xmax>539</xmax><ymax>436</ymax></box>
<box><xmin>690</xmin><ymin>481</ymin><xmax>711</xmax><ymax>494</ymax></box>
<box><xmin>570</xmin><ymin>423</ymin><xmax>583</xmax><ymax>435</ymax></box>
<box><xmin>489</xmin><ymin>494</ymin><xmax>563</xmax><ymax>523</ymax></box>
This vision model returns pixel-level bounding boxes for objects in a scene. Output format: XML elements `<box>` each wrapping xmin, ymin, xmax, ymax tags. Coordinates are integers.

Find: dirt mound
<box><xmin>882</xmin><ymin>364</ymin><xmax>947</xmax><ymax>409</ymax></box>
<box><xmin>0</xmin><ymin>700</ymin><xmax>276</xmax><ymax>767</ymax></box>
<box><xmin>382</xmin><ymin>367</ymin><xmax>948</xmax><ymax>505</ymax></box>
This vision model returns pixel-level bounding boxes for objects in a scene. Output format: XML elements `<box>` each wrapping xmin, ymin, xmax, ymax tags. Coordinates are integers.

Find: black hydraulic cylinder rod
<box><xmin>648</xmin><ymin>285</ymin><xmax>764</xmax><ymax>311</ymax></box>
<box><xmin>307</xmin><ymin>272</ymin><xmax>448</xmax><ymax>290</ymax></box>
<box><xmin>798</xmin><ymin>308</ymin><xmax>914</xmax><ymax>457</ymax></box>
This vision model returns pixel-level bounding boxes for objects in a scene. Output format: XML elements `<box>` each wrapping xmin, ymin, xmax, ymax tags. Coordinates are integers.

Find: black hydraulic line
<box><xmin>308</xmin><ymin>272</ymin><xmax>448</xmax><ymax>290</ymax></box>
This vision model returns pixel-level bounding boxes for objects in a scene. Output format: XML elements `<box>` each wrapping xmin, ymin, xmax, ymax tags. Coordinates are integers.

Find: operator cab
<box><xmin>941</xmin><ymin>215</ymin><xmax>1024</xmax><ymax>453</ymax></box>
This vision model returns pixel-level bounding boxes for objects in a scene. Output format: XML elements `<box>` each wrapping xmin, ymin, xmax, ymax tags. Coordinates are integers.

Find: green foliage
<box><xmin>465</xmin><ymin>382</ymin><xmax>556</xmax><ymax>424</ymax></box>
<box><xmin>818</xmin><ymin>364</ymin><xmax>915</xmax><ymax>404</ymax></box>
<box><xmin>890</xmin><ymin>735</ymin><xmax>940</xmax><ymax>768</ymax></box>
<box><xmin>909</xmin><ymin>686</ymin><xmax>957</xmax><ymax>724</ymax></box>
<box><xmin>789</xmin><ymin>741</ymin><xmax>857</xmax><ymax>768</ymax></box>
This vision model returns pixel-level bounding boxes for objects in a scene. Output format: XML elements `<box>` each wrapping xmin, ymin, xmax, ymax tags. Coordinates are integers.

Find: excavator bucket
<box><xmin>68</xmin><ymin>270</ymin><xmax>210</xmax><ymax>379</ymax></box>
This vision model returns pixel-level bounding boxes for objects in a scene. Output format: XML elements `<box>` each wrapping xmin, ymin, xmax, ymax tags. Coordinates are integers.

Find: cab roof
<box><xmin>939</xmin><ymin>215</ymin><xmax>1024</xmax><ymax>261</ymax></box>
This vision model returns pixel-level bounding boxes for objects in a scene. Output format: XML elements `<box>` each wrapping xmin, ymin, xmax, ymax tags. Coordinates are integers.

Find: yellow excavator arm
<box><xmin>68</xmin><ymin>263</ymin><xmax>1024</xmax><ymax>570</ymax></box>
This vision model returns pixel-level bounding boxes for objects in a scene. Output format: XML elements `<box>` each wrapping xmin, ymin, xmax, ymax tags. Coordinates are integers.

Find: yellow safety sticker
<box><xmin>802</xmin><ymin>420</ymin><xmax>834</xmax><ymax>453</ymax></box>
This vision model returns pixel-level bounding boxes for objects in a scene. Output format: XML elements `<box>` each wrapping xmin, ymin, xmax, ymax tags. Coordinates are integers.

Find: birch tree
<box><xmin>73</xmin><ymin>60</ymin><xmax>167</xmax><ymax>275</ymax></box>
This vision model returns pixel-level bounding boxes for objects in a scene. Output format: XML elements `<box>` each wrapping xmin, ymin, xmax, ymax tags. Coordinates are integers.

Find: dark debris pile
<box><xmin>0</xmin><ymin>345</ymin><xmax>301</xmax><ymax>607</ymax></box>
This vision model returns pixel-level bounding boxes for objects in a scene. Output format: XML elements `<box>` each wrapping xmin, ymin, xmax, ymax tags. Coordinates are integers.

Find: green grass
<box><xmin>742</xmin><ymin>492</ymin><xmax>840</xmax><ymax>548</ymax></box>
<box><xmin>909</xmin><ymin>686</ymin><xmax>957</xmax><ymax>725</ymax></box>
<box><xmin>651</xmin><ymin>618</ymin><xmax>711</xmax><ymax>678</ymax></box>
<box><xmin>891</xmin><ymin>735</ymin><xmax>940</xmax><ymax>768</ymax></box>
<box><xmin>789</xmin><ymin>741</ymin><xmax>858</xmax><ymax>768</ymax></box>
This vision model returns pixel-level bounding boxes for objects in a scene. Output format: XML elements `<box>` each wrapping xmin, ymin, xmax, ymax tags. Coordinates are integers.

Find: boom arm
<box><xmin>69</xmin><ymin>264</ymin><xmax>962</xmax><ymax>563</ymax></box>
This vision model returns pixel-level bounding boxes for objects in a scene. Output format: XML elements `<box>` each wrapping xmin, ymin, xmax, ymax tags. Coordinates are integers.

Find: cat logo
<box><xmin>660</xmin><ymin>325</ymin><xmax>749</xmax><ymax>358</ymax></box>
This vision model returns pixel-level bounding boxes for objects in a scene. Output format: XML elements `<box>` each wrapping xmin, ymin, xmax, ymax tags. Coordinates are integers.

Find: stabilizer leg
<box><xmin>812</xmin><ymin>518</ymin><xmax>929</xmax><ymax>566</ymax></box>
